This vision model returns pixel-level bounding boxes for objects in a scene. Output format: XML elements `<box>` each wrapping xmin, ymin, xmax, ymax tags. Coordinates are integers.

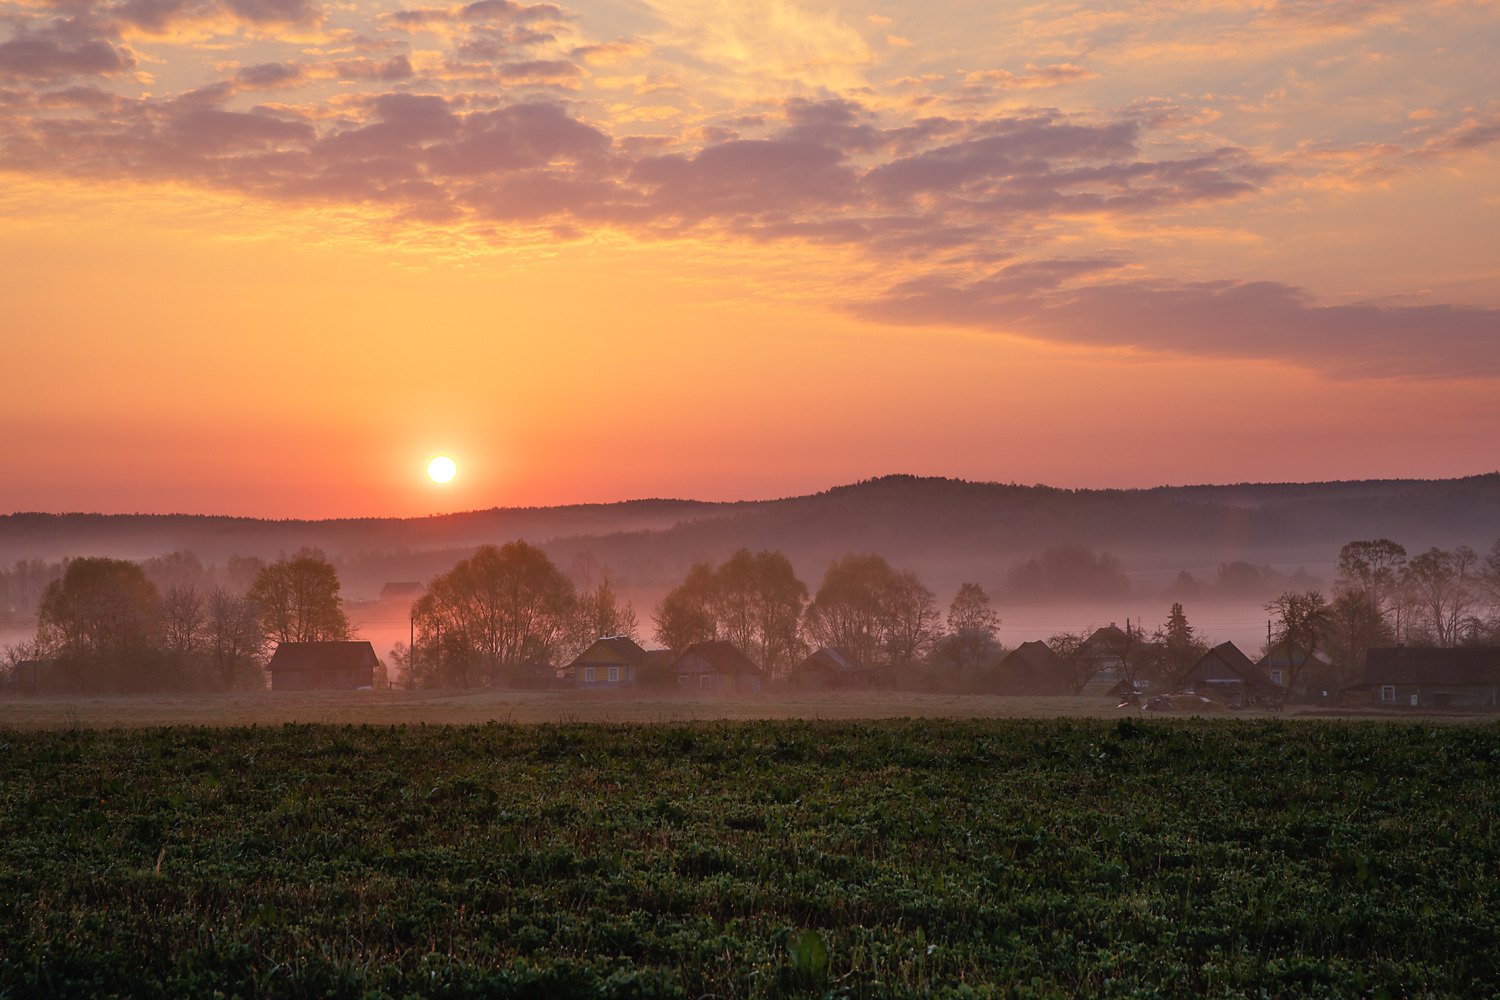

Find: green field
<box><xmin>1</xmin><ymin>719</ymin><xmax>1496</xmax><ymax>998</ymax></box>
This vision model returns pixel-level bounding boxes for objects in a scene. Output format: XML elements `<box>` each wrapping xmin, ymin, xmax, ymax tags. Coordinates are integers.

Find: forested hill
<box><xmin>3</xmin><ymin>473</ymin><xmax>1498</xmax><ymax>596</ymax></box>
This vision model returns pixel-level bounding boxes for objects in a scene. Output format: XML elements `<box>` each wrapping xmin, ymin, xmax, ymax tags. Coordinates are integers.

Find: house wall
<box><xmin>1374</xmin><ymin>683</ymin><xmax>1500</xmax><ymax>708</ymax></box>
<box><xmin>271</xmin><ymin>665</ymin><xmax>373</xmax><ymax>691</ymax></box>
<box><xmin>572</xmin><ymin>661</ymin><xmax>635</xmax><ymax>688</ymax></box>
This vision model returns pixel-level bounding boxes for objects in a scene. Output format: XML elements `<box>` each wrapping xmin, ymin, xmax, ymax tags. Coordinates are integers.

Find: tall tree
<box><xmin>1265</xmin><ymin>590</ymin><xmax>1332</xmax><ymax>701</ymax></box>
<box><xmin>804</xmin><ymin>554</ymin><xmax>896</xmax><ymax>668</ymax></box>
<box><xmin>1402</xmin><ymin>546</ymin><xmax>1479</xmax><ymax>647</ymax></box>
<box><xmin>571</xmin><ymin>575</ymin><xmax>639</xmax><ymax>652</ymax></box>
<box><xmin>947</xmin><ymin>583</ymin><xmax>1000</xmax><ymax>638</ymax></box>
<box><xmin>1151</xmin><ymin>603</ymin><xmax>1206</xmax><ymax>687</ymax></box>
<box><xmin>1324</xmin><ymin>589</ymin><xmax>1392</xmax><ymax>688</ymax></box>
<box><xmin>412</xmin><ymin>541</ymin><xmax>576</xmax><ymax>687</ymax></box>
<box><xmin>248</xmin><ymin>549</ymin><xmax>352</xmax><ymax>644</ymax></box>
<box><xmin>1336</xmin><ymin>539</ymin><xmax>1408</xmax><ymax>635</ymax></box>
<box><xmin>883</xmin><ymin>570</ymin><xmax>940</xmax><ymax>668</ymax></box>
<box><xmin>652</xmin><ymin>563</ymin><xmax>719</xmax><ymax>652</ymax></box>
<box><xmin>36</xmin><ymin>557</ymin><xmax>162</xmax><ymax>691</ymax></box>
<box><xmin>712</xmin><ymin>550</ymin><xmax>808</xmax><ymax>678</ymax></box>
<box><xmin>204</xmin><ymin>588</ymin><xmax>266</xmax><ymax>689</ymax></box>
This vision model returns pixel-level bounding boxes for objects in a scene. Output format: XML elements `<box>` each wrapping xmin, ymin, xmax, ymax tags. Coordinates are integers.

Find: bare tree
<box><xmin>1337</xmin><ymin>539</ymin><xmax>1408</xmax><ymax>637</ymax></box>
<box><xmin>204</xmin><ymin>588</ymin><xmax>265</xmax><ymax>689</ymax></box>
<box><xmin>947</xmin><ymin>583</ymin><xmax>1000</xmax><ymax>638</ymax></box>
<box><xmin>1402</xmin><ymin>546</ymin><xmax>1479</xmax><ymax>646</ymax></box>
<box><xmin>1266</xmin><ymin>590</ymin><xmax>1332</xmax><ymax>702</ymax></box>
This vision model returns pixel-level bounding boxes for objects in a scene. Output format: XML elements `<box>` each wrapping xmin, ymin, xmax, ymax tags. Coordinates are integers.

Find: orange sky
<box><xmin>1</xmin><ymin>0</ymin><xmax>1497</xmax><ymax>517</ymax></box>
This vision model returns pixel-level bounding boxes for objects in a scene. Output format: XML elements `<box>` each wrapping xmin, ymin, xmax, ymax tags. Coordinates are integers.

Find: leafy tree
<box><xmin>652</xmin><ymin>563</ymin><xmax>719</xmax><ymax>652</ymax></box>
<box><xmin>571</xmin><ymin>575</ymin><xmax>639</xmax><ymax>651</ymax></box>
<box><xmin>1265</xmin><ymin>590</ymin><xmax>1332</xmax><ymax>701</ymax></box>
<box><xmin>248</xmin><ymin>549</ymin><xmax>352</xmax><ymax>645</ymax></box>
<box><xmin>947</xmin><ymin>583</ymin><xmax>1000</xmax><ymax>638</ymax></box>
<box><xmin>883</xmin><ymin>570</ymin><xmax>940</xmax><ymax>669</ymax></box>
<box><xmin>804</xmin><ymin>554</ymin><xmax>898</xmax><ymax>669</ymax></box>
<box><xmin>712</xmin><ymin>550</ymin><xmax>809</xmax><ymax>678</ymax></box>
<box><xmin>1007</xmin><ymin>545</ymin><xmax>1130</xmax><ymax>601</ymax></box>
<box><xmin>412</xmin><ymin>541</ymin><xmax>575</xmax><ymax>687</ymax></box>
<box><xmin>926</xmin><ymin>629</ymin><xmax>1004</xmax><ymax>692</ymax></box>
<box><xmin>36</xmin><ymin>557</ymin><xmax>162</xmax><ymax>691</ymax></box>
<box><xmin>1337</xmin><ymin>539</ymin><xmax>1408</xmax><ymax>635</ymax></box>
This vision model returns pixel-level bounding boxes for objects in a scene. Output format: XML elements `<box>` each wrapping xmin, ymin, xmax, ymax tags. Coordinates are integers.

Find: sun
<box><xmin>426</xmin><ymin>455</ymin><xmax>458</xmax><ymax>484</ymax></box>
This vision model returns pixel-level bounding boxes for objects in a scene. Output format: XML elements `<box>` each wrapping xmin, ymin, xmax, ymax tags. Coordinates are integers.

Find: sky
<box><xmin>1</xmin><ymin>0</ymin><xmax>1497</xmax><ymax>517</ymax></box>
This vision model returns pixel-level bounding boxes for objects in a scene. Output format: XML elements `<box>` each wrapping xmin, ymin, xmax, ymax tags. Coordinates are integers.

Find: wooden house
<box><xmin>1175</xmin><ymin>641</ymin><xmax>1279</xmax><ymax>707</ymax></box>
<box><xmin>565</xmin><ymin>635</ymin><xmax>650</xmax><ymax>688</ymax></box>
<box><xmin>1255</xmin><ymin>641</ymin><xmax>1333</xmax><ymax>696</ymax></box>
<box><xmin>266</xmin><ymin>641</ymin><xmax>379</xmax><ymax>691</ymax></box>
<box><xmin>1360</xmin><ymin>647</ymin><xmax>1500</xmax><ymax>709</ymax></box>
<box><xmin>671</xmin><ymin>640</ymin><xmax>762</xmax><ymax>693</ymax></box>
<box><xmin>994</xmin><ymin>640</ymin><xmax>1070</xmax><ymax>695</ymax></box>
<box><xmin>790</xmin><ymin>646</ymin><xmax>880</xmax><ymax>690</ymax></box>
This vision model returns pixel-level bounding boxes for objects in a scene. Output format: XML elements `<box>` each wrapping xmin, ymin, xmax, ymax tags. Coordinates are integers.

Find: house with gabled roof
<box><xmin>1175</xmin><ymin>641</ymin><xmax>1280</xmax><ymax>707</ymax></box>
<box><xmin>790</xmin><ymin>646</ymin><xmax>880</xmax><ymax>690</ymax></box>
<box><xmin>994</xmin><ymin>640</ymin><xmax>1070</xmax><ymax>695</ymax></box>
<box><xmin>565</xmin><ymin>635</ymin><xmax>650</xmax><ymax>688</ymax></box>
<box><xmin>1359</xmin><ymin>646</ymin><xmax>1500</xmax><ymax>709</ymax></box>
<box><xmin>671</xmin><ymin>640</ymin><xmax>762</xmax><ymax>693</ymax></box>
<box><xmin>267</xmin><ymin>641</ymin><xmax>379</xmax><ymax>691</ymax></box>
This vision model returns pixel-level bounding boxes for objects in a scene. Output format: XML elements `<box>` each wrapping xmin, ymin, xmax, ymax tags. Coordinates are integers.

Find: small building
<box><xmin>504</xmin><ymin>661</ymin><xmax>562</xmax><ymax>690</ymax></box>
<box><xmin>790</xmin><ymin>646</ymin><xmax>880</xmax><ymax>690</ymax></box>
<box><xmin>379</xmin><ymin>582</ymin><xmax>424</xmax><ymax>604</ymax></box>
<box><xmin>1175</xmin><ymin>641</ymin><xmax>1279</xmax><ymax>707</ymax></box>
<box><xmin>1360</xmin><ymin>647</ymin><xmax>1500</xmax><ymax>709</ymax></box>
<box><xmin>1255</xmin><ymin>641</ymin><xmax>1333</xmax><ymax>695</ymax></box>
<box><xmin>671</xmin><ymin>640</ymin><xmax>763</xmax><ymax>694</ymax></box>
<box><xmin>994</xmin><ymin>640</ymin><xmax>1071</xmax><ymax>695</ymax></box>
<box><xmin>565</xmin><ymin>636</ymin><xmax>649</xmax><ymax>688</ymax></box>
<box><xmin>266</xmin><ymin>641</ymin><xmax>379</xmax><ymax>691</ymax></box>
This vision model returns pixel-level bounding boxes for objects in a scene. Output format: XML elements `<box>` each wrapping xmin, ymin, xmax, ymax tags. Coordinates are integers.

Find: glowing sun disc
<box><xmin>426</xmin><ymin>455</ymin><xmax>458</xmax><ymax>483</ymax></box>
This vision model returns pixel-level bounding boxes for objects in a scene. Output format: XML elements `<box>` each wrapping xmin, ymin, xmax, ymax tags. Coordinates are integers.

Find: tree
<box><xmin>803</xmin><ymin>554</ymin><xmax>897</xmax><ymax>669</ymax></box>
<box><xmin>36</xmin><ymin>557</ymin><xmax>162</xmax><ymax>692</ymax></box>
<box><xmin>652</xmin><ymin>563</ymin><xmax>719</xmax><ymax>652</ymax></box>
<box><xmin>1402</xmin><ymin>546</ymin><xmax>1479</xmax><ymax>647</ymax></box>
<box><xmin>412</xmin><ymin>541</ymin><xmax>576</xmax><ymax>687</ymax></box>
<box><xmin>204</xmin><ymin>588</ymin><xmax>266</xmax><ymax>689</ymax></box>
<box><xmin>1324</xmin><ymin>589</ymin><xmax>1391</xmax><ymax>689</ymax></box>
<box><xmin>1007</xmin><ymin>545</ymin><xmax>1130</xmax><ymax>600</ymax></box>
<box><xmin>1150</xmin><ymin>603</ymin><xmax>1206</xmax><ymax>687</ymax></box>
<box><xmin>248</xmin><ymin>549</ymin><xmax>352</xmax><ymax>645</ymax></box>
<box><xmin>1265</xmin><ymin>591</ymin><xmax>1332</xmax><ymax>702</ymax></box>
<box><xmin>158</xmin><ymin>583</ymin><xmax>206</xmax><ymax>688</ymax></box>
<box><xmin>883</xmin><ymin>570</ymin><xmax>940</xmax><ymax>668</ymax></box>
<box><xmin>572</xmin><ymin>575</ymin><xmax>639</xmax><ymax>652</ymax></box>
<box><xmin>947</xmin><ymin>583</ymin><xmax>1000</xmax><ymax>638</ymax></box>
<box><xmin>1337</xmin><ymin>539</ymin><xmax>1408</xmax><ymax>636</ymax></box>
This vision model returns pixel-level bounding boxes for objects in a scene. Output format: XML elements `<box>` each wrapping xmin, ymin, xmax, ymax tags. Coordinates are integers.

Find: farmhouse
<box><xmin>671</xmin><ymin>640</ymin><xmax>763</xmax><ymax>693</ymax></box>
<box><xmin>1255</xmin><ymin>641</ymin><xmax>1332</xmax><ymax>695</ymax></box>
<box><xmin>1176</xmin><ymin>641</ymin><xmax>1280</xmax><ymax>707</ymax></box>
<box><xmin>1360</xmin><ymin>646</ymin><xmax>1500</xmax><ymax>709</ymax></box>
<box><xmin>266</xmin><ymin>641</ymin><xmax>379</xmax><ymax>692</ymax></box>
<box><xmin>790</xmin><ymin>646</ymin><xmax>880</xmax><ymax>689</ymax></box>
<box><xmin>994</xmin><ymin>640</ymin><xmax>1070</xmax><ymax>695</ymax></box>
<box><xmin>565</xmin><ymin>635</ymin><xmax>651</xmax><ymax>688</ymax></box>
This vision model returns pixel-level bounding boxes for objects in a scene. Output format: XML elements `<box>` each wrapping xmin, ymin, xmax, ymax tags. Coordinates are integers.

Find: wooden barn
<box><xmin>671</xmin><ymin>640</ymin><xmax>762</xmax><ymax>693</ymax></box>
<box><xmin>994</xmin><ymin>640</ymin><xmax>1070</xmax><ymax>695</ymax></box>
<box><xmin>790</xmin><ymin>646</ymin><xmax>880</xmax><ymax>690</ymax></box>
<box><xmin>565</xmin><ymin>636</ymin><xmax>650</xmax><ymax>688</ymax></box>
<box><xmin>266</xmin><ymin>641</ymin><xmax>379</xmax><ymax>692</ymax></box>
<box><xmin>1359</xmin><ymin>647</ymin><xmax>1500</xmax><ymax>709</ymax></box>
<box><xmin>1175</xmin><ymin>641</ymin><xmax>1280</xmax><ymax>707</ymax></box>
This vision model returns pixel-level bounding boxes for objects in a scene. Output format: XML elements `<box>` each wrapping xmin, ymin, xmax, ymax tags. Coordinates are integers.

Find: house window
<box><xmin>1380</xmin><ymin>685</ymin><xmax>1395</xmax><ymax>703</ymax></box>
<box><xmin>584</xmin><ymin>667</ymin><xmax>596</xmax><ymax>683</ymax></box>
<box><xmin>608</xmin><ymin>666</ymin><xmax>619</xmax><ymax>682</ymax></box>
<box><xmin>700</xmin><ymin>674</ymin><xmax>714</xmax><ymax>688</ymax></box>
<box><xmin>1269</xmin><ymin>669</ymin><xmax>1284</xmax><ymax>687</ymax></box>
<box><xmin>677</xmin><ymin>674</ymin><xmax>690</xmax><ymax>685</ymax></box>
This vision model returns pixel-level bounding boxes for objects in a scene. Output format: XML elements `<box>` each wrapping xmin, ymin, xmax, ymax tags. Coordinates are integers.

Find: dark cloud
<box><xmin>0</xmin><ymin>17</ymin><xmax>132</xmax><ymax>80</ymax></box>
<box><xmin>855</xmin><ymin>261</ymin><xmax>1500</xmax><ymax>379</ymax></box>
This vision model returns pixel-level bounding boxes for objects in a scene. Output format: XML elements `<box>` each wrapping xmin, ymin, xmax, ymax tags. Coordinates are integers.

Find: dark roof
<box><xmin>798</xmin><ymin>646</ymin><xmax>872</xmax><ymax>674</ymax></box>
<box><xmin>267</xmin><ymin>641</ymin><xmax>379</xmax><ymax>673</ymax></box>
<box><xmin>1363</xmin><ymin>646</ymin><xmax>1500</xmax><ymax>686</ymax></box>
<box><xmin>673</xmin><ymin>640</ymin><xmax>761</xmax><ymax>675</ymax></box>
<box><xmin>1001</xmin><ymin>640</ymin><xmax>1064</xmax><ymax>672</ymax></box>
<box><xmin>641</xmin><ymin>649</ymin><xmax>677</xmax><ymax>669</ymax></box>
<box><xmin>1085</xmin><ymin>624</ymin><xmax>1130</xmax><ymax>649</ymax></box>
<box><xmin>1256</xmin><ymin>641</ymin><xmax>1331</xmax><ymax>671</ymax></box>
<box><xmin>1178</xmin><ymin>641</ymin><xmax>1274</xmax><ymax>690</ymax></box>
<box><xmin>569</xmin><ymin>636</ymin><xmax>649</xmax><ymax>668</ymax></box>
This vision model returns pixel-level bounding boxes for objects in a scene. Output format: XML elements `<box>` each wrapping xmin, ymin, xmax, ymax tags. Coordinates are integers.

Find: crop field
<box><xmin>1</xmin><ymin>719</ymin><xmax>1496</xmax><ymax>998</ymax></box>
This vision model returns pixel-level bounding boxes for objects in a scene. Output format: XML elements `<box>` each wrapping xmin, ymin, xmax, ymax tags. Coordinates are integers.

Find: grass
<box><xmin>1</xmin><ymin>717</ymin><xmax>1496</xmax><ymax>997</ymax></box>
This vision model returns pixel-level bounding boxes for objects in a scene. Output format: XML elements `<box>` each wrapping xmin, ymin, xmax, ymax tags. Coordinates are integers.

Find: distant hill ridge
<box><xmin>4</xmin><ymin>473</ymin><xmax>1499</xmax><ymax>594</ymax></box>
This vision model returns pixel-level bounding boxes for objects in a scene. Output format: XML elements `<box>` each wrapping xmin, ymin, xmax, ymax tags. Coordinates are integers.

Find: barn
<box><xmin>1175</xmin><ymin>641</ymin><xmax>1280</xmax><ymax>707</ymax></box>
<box><xmin>671</xmin><ymin>640</ymin><xmax>762</xmax><ymax>693</ymax></box>
<box><xmin>266</xmin><ymin>641</ymin><xmax>379</xmax><ymax>691</ymax></box>
<box><xmin>994</xmin><ymin>640</ymin><xmax>1070</xmax><ymax>695</ymax></box>
<box><xmin>790</xmin><ymin>646</ymin><xmax>880</xmax><ymax>689</ymax></box>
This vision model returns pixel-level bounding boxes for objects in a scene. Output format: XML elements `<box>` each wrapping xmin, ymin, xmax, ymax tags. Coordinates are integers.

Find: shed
<box><xmin>1175</xmin><ymin>641</ymin><xmax>1279</xmax><ymax>707</ymax></box>
<box><xmin>790</xmin><ymin>646</ymin><xmax>880</xmax><ymax>690</ymax></box>
<box><xmin>1360</xmin><ymin>647</ymin><xmax>1500</xmax><ymax>709</ymax></box>
<box><xmin>266</xmin><ymin>641</ymin><xmax>379</xmax><ymax>691</ymax></box>
<box><xmin>671</xmin><ymin>640</ymin><xmax>762</xmax><ymax>693</ymax></box>
<box><xmin>994</xmin><ymin>640</ymin><xmax>1070</xmax><ymax>695</ymax></box>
